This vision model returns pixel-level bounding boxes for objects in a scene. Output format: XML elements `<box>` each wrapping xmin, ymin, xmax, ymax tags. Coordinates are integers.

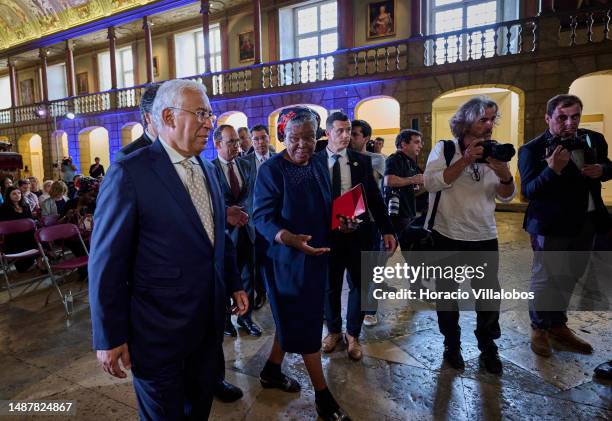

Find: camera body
<box><xmin>545</xmin><ymin>130</ymin><xmax>596</xmax><ymax>164</ymax></box>
<box><xmin>475</xmin><ymin>140</ymin><xmax>516</xmax><ymax>163</ymax></box>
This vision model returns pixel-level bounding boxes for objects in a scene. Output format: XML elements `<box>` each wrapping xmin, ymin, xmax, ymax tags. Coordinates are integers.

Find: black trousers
<box><xmin>227</xmin><ymin>227</ymin><xmax>255</xmax><ymax>320</ymax></box>
<box><xmin>432</xmin><ymin>231</ymin><xmax>501</xmax><ymax>352</ymax></box>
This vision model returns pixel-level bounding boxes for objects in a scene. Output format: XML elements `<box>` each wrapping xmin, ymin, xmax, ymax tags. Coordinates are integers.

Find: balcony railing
<box><xmin>1</xmin><ymin>9</ymin><xmax>609</xmax><ymax>127</ymax></box>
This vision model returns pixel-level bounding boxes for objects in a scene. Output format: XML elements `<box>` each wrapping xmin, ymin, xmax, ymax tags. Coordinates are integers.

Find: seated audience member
<box><xmin>0</xmin><ymin>186</ymin><xmax>40</xmax><ymax>272</ymax></box>
<box><xmin>40</xmin><ymin>181</ymin><xmax>69</xmax><ymax>220</ymax></box>
<box><xmin>18</xmin><ymin>179</ymin><xmax>39</xmax><ymax>213</ymax></box>
<box><xmin>39</xmin><ymin>180</ymin><xmax>54</xmax><ymax>203</ymax></box>
<box><xmin>0</xmin><ymin>176</ymin><xmax>13</xmax><ymax>205</ymax></box>
<box><xmin>28</xmin><ymin>177</ymin><xmax>43</xmax><ymax>197</ymax></box>
<box><xmin>63</xmin><ymin>177</ymin><xmax>98</xmax><ymax>233</ymax></box>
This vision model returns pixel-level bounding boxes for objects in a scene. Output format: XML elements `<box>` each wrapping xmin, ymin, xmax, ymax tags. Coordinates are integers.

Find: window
<box><xmin>47</xmin><ymin>63</ymin><xmax>67</xmax><ymax>101</ymax></box>
<box><xmin>175</xmin><ymin>24</ymin><xmax>222</xmax><ymax>77</ymax></box>
<box><xmin>0</xmin><ymin>76</ymin><xmax>10</xmax><ymax>109</ymax></box>
<box><xmin>426</xmin><ymin>0</ymin><xmax>518</xmax><ymax>63</ymax></box>
<box><xmin>98</xmin><ymin>46</ymin><xmax>134</xmax><ymax>91</ymax></box>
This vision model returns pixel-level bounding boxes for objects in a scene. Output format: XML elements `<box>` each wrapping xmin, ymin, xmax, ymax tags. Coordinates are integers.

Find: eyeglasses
<box><xmin>225</xmin><ymin>139</ymin><xmax>240</xmax><ymax>146</ymax></box>
<box><xmin>170</xmin><ymin>107</ymin><xmax>217</xmax><ymax>124</ymax></box>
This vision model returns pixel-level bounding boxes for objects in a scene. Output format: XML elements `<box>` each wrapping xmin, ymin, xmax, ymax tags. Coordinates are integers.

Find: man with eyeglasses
<box><xmin>239</xmin><ymin>125</ymin><xmax>275</xmax><ymax>310</ymax></box>
<box><xmin>89</xmin><ymin>79</ymin><xmax>249</xmax><ymax>420</ymax></box>
<box><xmin>423</xmin><ymin>96</ymin><xmax>515</xmax><ymax>375</ymax></box>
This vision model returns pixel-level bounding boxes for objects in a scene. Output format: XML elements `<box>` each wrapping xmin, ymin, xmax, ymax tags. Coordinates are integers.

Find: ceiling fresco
<box><xmin>0</xmin><ymin>0</ymin><xmax>158</xmax><ymax>51</ymax></box>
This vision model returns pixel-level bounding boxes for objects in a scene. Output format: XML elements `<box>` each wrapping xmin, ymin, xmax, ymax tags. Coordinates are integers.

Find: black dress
<box><xmin>0</xmin><ymin>205</ymin><xmax>37</xmax><ymax>272</ymax></box>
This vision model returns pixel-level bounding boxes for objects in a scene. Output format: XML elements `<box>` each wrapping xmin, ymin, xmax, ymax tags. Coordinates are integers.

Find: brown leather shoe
<box><xmin>321</xmin><ymin>333</ymin><xmax>343</xmax><ymax>353</ymax></box>
<box><xmin>549</xmin><ymin>325</ymin><xmax>593</xmax><ymax>354</ymax></box>
<box><xmin>531</xmin><ymin>329</ymin><xmax>552</xmax><ymax>357</ymax></box>
<box><xmin>345</xmin><ymin>334</ymin><xmax>363</xmax><ymax>361</ymax></box>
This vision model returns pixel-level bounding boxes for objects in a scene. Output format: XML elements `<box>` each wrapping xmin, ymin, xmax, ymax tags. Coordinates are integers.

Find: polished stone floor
<box><xmin>0</xmin><ymin>212</ymin><xmax>610</xmax><ymax>420</ymax></box>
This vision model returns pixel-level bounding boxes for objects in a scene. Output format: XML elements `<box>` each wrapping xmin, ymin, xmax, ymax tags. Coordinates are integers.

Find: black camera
<box><xmin>475</xmin><ymin>140</ymin><xmax>516</xmax><ymax>163</ymax></box>
<box><xmin>545</xmin><ymin>131</ymin><xmax>596</xmax><ymax>163</ymax></box>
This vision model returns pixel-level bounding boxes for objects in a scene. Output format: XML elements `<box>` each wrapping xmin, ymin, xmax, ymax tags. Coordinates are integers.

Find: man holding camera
<box><xmin>423</xmin><ymin>96</ymin><xmax>515</xmax><ymax>374</ymax></box>
<box><xmin>519</xmin><ymin>94</ymin><xmax>611</xmax><ymax>358</ymax></box>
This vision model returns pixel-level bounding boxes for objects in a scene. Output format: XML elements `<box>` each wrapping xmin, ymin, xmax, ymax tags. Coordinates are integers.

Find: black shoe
<box><xmin>480</xmin><ymin>350</ymin><xmax>503</xmax><ymax>375</ymax></box>
<box><xmin>237</xmin><ymin>317</ymin><xmax>262</xmax><ymax>337</ymax></box>
<box><xmin>224</xmin><ymin>316</ymin><xmax>237</xmax><ymax>337</ymax></box>
<box><xmin>443</xmin><ymin>345</ymin><xmax>465</xmax><ymax>370</ymax></box>
<box><xmin>253</xmin><ymin>292</ymin><xmax>267</xmax><ymax>310</ymax></box>
<box><xmin>214</xmin><ymin>380</ymin><xmax>243</xmax><ymax>403</ymax></box>
<box><xmin>594</xmin><ymin>361</ymin><xmax>612</xmax><ymax>380</ymax></box>
<box><xmin>259</xmin><ymin>372</ymin><xmax>301</xmax><ymax>393</ymax></box>
<box><xmin>316</xmin><ymin>405</ymin><xmax>352</xmax><ymax>421</ymax></box>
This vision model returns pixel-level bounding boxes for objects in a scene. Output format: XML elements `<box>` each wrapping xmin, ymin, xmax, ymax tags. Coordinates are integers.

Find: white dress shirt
<box><xmin>158</xmin><ymin>136</ymin><xmax>207</xmax><ymax>191</ymax></box>
<box><xmin>254</xmin><ymin>152</ymin><xmax>270</xmax><ymax>171</ymax></box>
<box><xmin>217</xmin><ymin>155</ymin><xmax>243</xmax><ymax>189</ymax></box>
<box><xmin>423</xmin><ymin>139</ymin><xmax>516</xmax><ymax>241</ymax></box>
<box><xmin>326</xmin><ymin>147</ymin><xmax>352</xmax><ymax>195</ymax></box>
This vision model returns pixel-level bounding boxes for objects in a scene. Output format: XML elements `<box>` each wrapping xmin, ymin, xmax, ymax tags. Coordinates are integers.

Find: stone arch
<box><xmin>268</xmin><ymin>104</ymin><xmax>328</xmax><ymax>151</ymax></box>
<box><xmin>217</xmin><ymin>111</ymin><xmax>249</xmax><ymax>132</ymax></box>
<box><xmin>78</xmin><ymin>127</ymin><xmax>110</xmax><ymax>175</ymax></box>
<box><xmin>354</xmin><ymin>96</ymin><xmax>401</xmax><ymax>156</ymax></box>
<box><xmin>121</xmin><ymin>122</ymin><xmax>144</xmax><ymax>146</ymax></box>
<box><xmin>17</xmin><ymin>133</ymin><xmax>44</xmax><ymax>181</ymax></box>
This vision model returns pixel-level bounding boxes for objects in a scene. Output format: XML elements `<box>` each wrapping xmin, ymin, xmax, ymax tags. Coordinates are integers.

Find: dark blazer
<box><xmin>114</xmin><ymin>132</ymin><xmax>153</xmax><ymax>161</ymax></box>
<box><xmin>519</xmin><ymin>129</ymin><xmax>612</xmax><ymax>236</ymax></box>
<box><xmin>89</xmin><ymin>139</ymin><xmax>242</xmax><ymax>371</ymax></box>
<box><xmin>238</xmin><ymin>152</ymin><xmax>276</xmax><ymax>224</ymax></box>
<box><xmin>317</xmin><ymin>148</ymin><xmax>394</xmax><ymax>246</ymax></box>
<box><xmin>212</xmin><ymin>157</ymin><xmax>255</xmax><ymax>243</ymax></box>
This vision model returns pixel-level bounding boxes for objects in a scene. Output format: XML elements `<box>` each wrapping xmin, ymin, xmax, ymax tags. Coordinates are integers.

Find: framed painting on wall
<box><xmin>76</xmin><ymin>72</ymin><xmax>89</xmax><ymax>94</ymax></box>
<box><xmin>238</xmin><ymin>31</ymin><xmax>255</xmax><ymax>62</ymax></box>
<box><xmin>367</xmin><ymin>0</ymin><xmax>396</xmax><ymax>39</ymax></box>
<box><xmin>19</xmin><ymin>79</ymin><xmax>34</xmax><ymax>105</ymax></box>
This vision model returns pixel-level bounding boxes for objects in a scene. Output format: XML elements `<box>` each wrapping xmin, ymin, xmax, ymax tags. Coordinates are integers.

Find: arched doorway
<box><xmin>217</xmin><ymin>111</ymin><xmax>249</xmax><ymax>132</ymax></box>
<box><xmin>354</xmin><ymin>96</ymin><xmax>400</xmax><ymax>156</ymax></box>
<box><xmin>268</xmin><ymin>105</ymin><xmax>328</xmax><ymax>151</ymax></box>
<box><xmin>121</xmin><ymin>122</ymin><xmax>144</xmax><ymax>147</ymax></box>
<box><xmin>432</xmin><ymin>85</ymin><xmax>525</xmax><ymax>197</ymax></box>
<box><xmin>17</xmin><ymin>133</ymin><xmax>45</xmax><ymax>180</ymax></box>
<box><xmin>569</xmin><ymin>71</ymin><xmax>612</xmax><ymax>204</ymax></box>
<box><xmin>78</xmin><ymin>127</ymin><xmax>110</xmax><ymax>175</ymax></box>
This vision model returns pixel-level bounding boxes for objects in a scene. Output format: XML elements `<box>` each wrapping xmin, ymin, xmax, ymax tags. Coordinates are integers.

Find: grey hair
<box><xmin>284</xmin><ymin>114</ymin><xmax>319</xmax><ymax>141</ymax></box>
<box><xmin>151</xmin><ymin>79</ymin><xmax>209</xmax><ymax>132</ymax></box>
<box><xmin>449</xmin><ymin>96</ymin><xmax>499</xmax><ymax>139</ymax></box>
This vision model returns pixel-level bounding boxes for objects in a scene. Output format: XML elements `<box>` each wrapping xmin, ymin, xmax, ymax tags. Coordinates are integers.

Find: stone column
<box><xmin>411</xmin><ymin>0</ymin><xmax>423</xmax><ymax>37</ymax></box>
<box><xmin>253</xmin><ymin>0</ymin><xmax>262</xmax><ymax>64</ymax></box>
<box><xmin>39</xmin><ymin>48</ymin><xmax>49</xmax><ymax>102</ymax></box>
<box><xmin>200</xmin><ymin>0</ymin><xmax>211</xmax><ymax>72</ymax></box>
<box><xmin>8</xmin><ymin>58</ymin><xmax>18</xmax><ymax>107</ymax></box>
<box><xmin>143</xmin><ymin>17</ymin><xmax>154</xmax><ymax>83</ymax></box>
<box><xmin>108</xmin><ymin>26</ymin><xmax>118</xmax><ymax>89</ymax></box>
<box><xmin>65</xmin><ymin>40</ymin><xmax>76</xmax><ymax>97</ymax></box>
<box><xmin>337</xmin><ymin>0</ymin><xmax>354</xmax><ymax>49</ymax></box>
<box><xmin>539</xmin><ymin>0</ymin><xmax>554</xmax><ymax>14</ymax></box>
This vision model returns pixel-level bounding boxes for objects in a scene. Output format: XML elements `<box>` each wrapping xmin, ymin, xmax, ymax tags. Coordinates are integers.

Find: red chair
<box><xmin>35</xmin><ymin>224</ymin><xmax>89</xmax><ymax>316</ymax></box>
<box><xmin>0</xmin><ymin>219</ymin><xmax>46</xmax><ymax>300</ymax></box>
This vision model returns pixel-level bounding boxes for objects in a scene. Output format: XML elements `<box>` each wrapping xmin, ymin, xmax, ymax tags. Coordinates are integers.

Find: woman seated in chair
<box><xmin>40</xmin><ymin>181</ymin><xmax>70</xmax><ymax>221</ymax></box>
<box><xmin>0</xmin><ymin>186</ymin><xmax>41</xmax><ymax>272</ymax></box>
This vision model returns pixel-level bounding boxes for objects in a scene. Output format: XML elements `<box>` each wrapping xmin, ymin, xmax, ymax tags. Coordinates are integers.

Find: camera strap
<box><xmin>427</xmin><ymin>140</ymin><xmax>455</xmax><ymax>230</ymax></box>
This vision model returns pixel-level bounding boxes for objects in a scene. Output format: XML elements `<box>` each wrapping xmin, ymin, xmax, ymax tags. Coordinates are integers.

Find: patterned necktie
<box><xmin>227</xmin><ymin>161</ymin><xmax>241</xmax><ymax>200</ymax></box>
<box><xmin>179</xmin><ymin>159</ymin><xmax>215</xmax><ymax>243</ymax></box>
<box><xmin>332</xmin><ymin>154</ymin><xmax>342</xmax><ymax>199</ymax></box>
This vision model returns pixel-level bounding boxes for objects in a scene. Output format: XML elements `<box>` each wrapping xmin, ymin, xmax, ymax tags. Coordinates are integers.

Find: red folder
<box><xmin>331</xmin><ymin>183</ymin><xmax>366</xmax><ymax>230</ymax></box>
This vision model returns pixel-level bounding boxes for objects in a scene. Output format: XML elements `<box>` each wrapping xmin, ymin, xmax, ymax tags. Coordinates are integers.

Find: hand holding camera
<box><xmin>461</xmin><ymin>141</ymin><xmax>484</xmax><ymax>165</ymax></box>
<box><xmin>546</xmin><ymin>145</ymin><xmax>570</xmax><ymax>175</ymax></box>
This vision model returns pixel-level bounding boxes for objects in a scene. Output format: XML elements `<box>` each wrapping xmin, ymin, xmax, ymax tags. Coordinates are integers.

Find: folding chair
<box><xmin>41</xmin><ymin>215</ymin><xmax>60</xmax><ymax>227</ymax></box>
<box><xmin>35</xmin><ymin>224</ymin><xmax>89</xmax><ymax>317</ymax></box>
<box><xmin>0</xmin><ymin>219</ymin><xmax>47</xmax><ymax>300</ymax></box>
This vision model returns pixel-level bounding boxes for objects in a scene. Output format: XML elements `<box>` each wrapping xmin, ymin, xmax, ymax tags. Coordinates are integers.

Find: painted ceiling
<box><xmin>0</xmin><ymin>0</ymin><xmax>158</xmax><ymax>51</ymax></box>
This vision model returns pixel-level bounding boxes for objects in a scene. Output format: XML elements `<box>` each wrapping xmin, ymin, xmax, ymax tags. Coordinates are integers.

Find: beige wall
<box><xmin>75</xmin><ymin>54</ymin><xmax>95</xmax><ymax>94</ymax></box>
<box><xmin>228</xmin><ymin>12</ymin><xmax>255</xmax><ymax>69</ymax></box>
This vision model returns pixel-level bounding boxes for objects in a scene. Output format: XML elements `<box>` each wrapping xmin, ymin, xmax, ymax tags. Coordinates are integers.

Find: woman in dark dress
<box><xmin>253</xmin><ymin>107</ymin><xmax>351</xmax><ymax>421</ymax></box>
<box><xmin>0</xmin><ymin>186</ymin><xmax>38</xmax><ymax>272</ymax></box>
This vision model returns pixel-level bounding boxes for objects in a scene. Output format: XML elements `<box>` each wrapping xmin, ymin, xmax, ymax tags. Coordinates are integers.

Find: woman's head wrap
<box><xmin>277</xmin><ymin>106</ymin><xmax>324</xmax><ymax>141</ymax></box>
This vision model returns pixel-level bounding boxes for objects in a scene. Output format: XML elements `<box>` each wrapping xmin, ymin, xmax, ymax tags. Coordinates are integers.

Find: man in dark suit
<box><xmin>89</xmin><ymin>79</ymin><xmax>249</xmax><ymax>420</ymax></box>
<box><xmin>114</xmin><ymin>83</ymin><xmax>160</xmax><ymax>161</ymax></box>
<box><xmin>519</xmin><ymin>94</ymin><xmax>612</xmax><ymax>358</ymax></box>
<box><xmin>237</xmin><ymin>126</ymin><xmax>252</xmax><ymax>157</ymax></box>
<box><xmin>212</xmin><ymin>124</ymin><xmax>262</xmax><ymax>337</ymax></box>
<box><xmin>238</xmin><ymin>124</ymin><xmax>275</xmax><ymax>309</ymax></box>
<box><xmin>319</xmin><ymin>111</ymin><xmax>396</xmax><ymax>360</ymax></box>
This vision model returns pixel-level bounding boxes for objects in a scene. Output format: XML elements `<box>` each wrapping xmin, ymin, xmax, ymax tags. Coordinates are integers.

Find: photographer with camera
<box><xmin>519</xmin><ymin>94</ymin><xmax>611</xmax><ymax>358</ymax></box>
<box><xmin>423</xmin><ymin>96</ymin><xmax>516</xmax><ymax>374</ymax></box>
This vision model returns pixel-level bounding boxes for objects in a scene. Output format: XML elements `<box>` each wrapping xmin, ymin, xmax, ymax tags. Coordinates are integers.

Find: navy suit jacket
<box><xmin>318</xmin><ymin>148</ymin><xmax>394</xmax><ymax>247</ymax></box>
<box><xmin>114</xmin><ymin>132</ymin><xmax>153</xmax><ymax>161</ymax></box>
<box><xmin>89</xmin><ymin>139</ymin><xmax>241</xmax><ymax>371</ymax></box>
<box><xmin>212</xmin><ymin>157</ymin><xmax>255</xmax><ymax>243</ymax></box>
<box><xmin>519</xmin><ymin>129</ymin><xmax>612</xmax><ymax>236</ymax></box>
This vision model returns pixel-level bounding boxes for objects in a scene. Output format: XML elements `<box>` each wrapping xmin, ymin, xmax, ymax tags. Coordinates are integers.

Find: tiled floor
<box><xmin>0</xmin><ymin>212</ymin><xmax>610</xmax><ymax>420</ymax></box>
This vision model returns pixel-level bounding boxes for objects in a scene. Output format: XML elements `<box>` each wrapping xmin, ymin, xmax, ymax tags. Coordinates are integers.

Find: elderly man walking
<box><xmin>89</xmin><ymin>79</ymin><xmax>248</xmax><ymax>420</ymax></box>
